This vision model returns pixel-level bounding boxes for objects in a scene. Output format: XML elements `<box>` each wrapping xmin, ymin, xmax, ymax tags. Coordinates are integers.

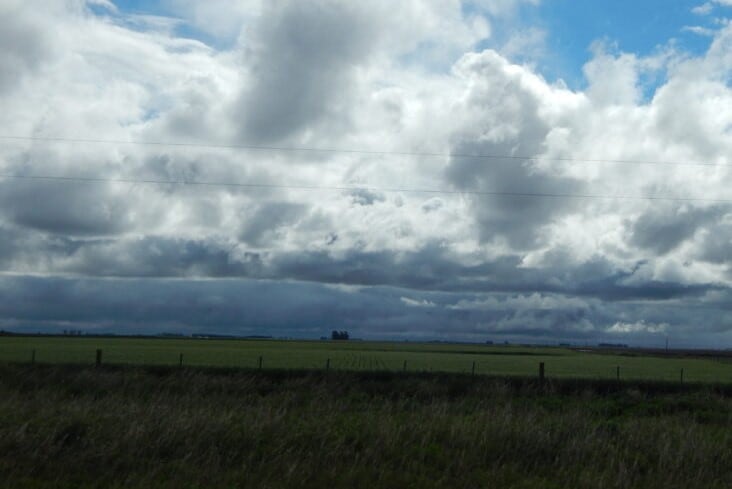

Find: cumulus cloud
<box><xmin>1</xmin><ymin>1</ymin><xmax>732</xmax><ymax>345</ymax></box>
<box><xmin>693</xmin><ymin>1</ymin><xmax>732</xmax><ymax>16</ymax></box>
<box><xmin>234</xmin><ymin>2</ymin><xmax>379</xmax><ymax>143</ymax></box>
<box><xmin>445</xmin><ymin>50</ymin><xmax>583</xmax><ymax>249</ymax></box>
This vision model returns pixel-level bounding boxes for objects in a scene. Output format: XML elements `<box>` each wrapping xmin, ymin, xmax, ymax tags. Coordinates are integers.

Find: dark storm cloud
<box><xmin>267</xmin><ymin>244</ymin><xmax>720</xmax><ymax>303</ymax></box>
<box><xmin>0</xmin><ymin>229</ymin><xmax>719</xmax><ymax>305</ymax></box>
<box><xmin>236</xmin><ymin>1</ymin><xmax>376</xmax><ymax>143</ymax></box>
<box><xmin>0</xmin><ymin>181</ymin><xmax>134</xmax><ymax>236</ymax></box>
<box><xmin>446</xmin><ymin>149</ymin><xmax>582</xmax><ymax>249</ymax></box>
<box><xmin>629</xmin><ymin>205</ymin><xmax>724</xmax><ymax>255</ymax></box>
<box><xmin>0</xmin><ymin>226</ymin><xmax>22</xmax><ymax>268</ymax></box>
<box><xmin>0</xmin><ymin>275</ymin><xmax>428</xmax><ymax>337</ymax></box>
<box><xmin>1</xmin><ymin>274</ymin><xmax>728</xmax><ymax>346</ymax></box>
<box><xmin>269</xmin><ymin>244</ymin><xmax>468</xmax><ymax>290</ymax></box>
<box><xmin>697</xmin><ymin>224</ymin><xmax>732</xmax><ymax>264</ymax></box>
<box><xmin>65</xmin><ymin>236</ymin><xmax>264</xmax><ymax>278</ymax></box>
<box><xmin>531</xmin><ymin>249</ymin><xmax>718</xmax><ymax>301</ymax></box>
<box><xmin>0</xmin><ymin>224</ymin><xmax>100</xmax><ymax>269</ymax></box>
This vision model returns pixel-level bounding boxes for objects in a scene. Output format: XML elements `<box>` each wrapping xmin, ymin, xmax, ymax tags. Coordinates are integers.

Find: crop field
<box><xmin>2</xmin><ymin>335</ymin><xmax>732</xmax><ymax>383</ymax></box>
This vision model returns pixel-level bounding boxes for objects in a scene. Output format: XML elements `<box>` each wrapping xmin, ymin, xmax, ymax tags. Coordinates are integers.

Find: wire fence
<box><xmin>9</xmin><ymin>346</ymin><xmax>726</xmax><ymax>385</ymax></box>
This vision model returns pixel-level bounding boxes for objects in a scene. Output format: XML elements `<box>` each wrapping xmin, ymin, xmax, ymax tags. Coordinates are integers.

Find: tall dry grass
<box><xmin>1</xmin><ymin>364</ymin><xmax>731</xmax><ymax>488</ymax></box>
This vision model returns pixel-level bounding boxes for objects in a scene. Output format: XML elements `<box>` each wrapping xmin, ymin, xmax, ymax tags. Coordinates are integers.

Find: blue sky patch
<box><xmin>479</xmin><ymin>0</ymin><xmax>720</xmax><ymax>90</ymax></box>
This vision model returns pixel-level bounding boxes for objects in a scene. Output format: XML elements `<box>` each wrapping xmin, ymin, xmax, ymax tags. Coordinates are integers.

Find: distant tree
<box><xmin>331</xmin><ymin>330</ymin><xmax>349</xmax><ymax>340</ymax></box>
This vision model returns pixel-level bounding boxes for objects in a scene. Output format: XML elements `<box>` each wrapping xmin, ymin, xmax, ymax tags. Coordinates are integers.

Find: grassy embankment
<box><xmin>1</xmin><ymin>363</ymin><xmax>732</xmax><ymax>488</ymax></box>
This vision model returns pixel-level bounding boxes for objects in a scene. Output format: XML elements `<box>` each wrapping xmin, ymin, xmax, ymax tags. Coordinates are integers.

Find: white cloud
<box><xmin>451</xmin><ymin>293</ymin><xmax>589</xmax><ymax>311</ymax></box>
<box><xmin>401</xmin><ymin>297</ymin><xmax>436</xmax><ymax>308</ymax></box>
<box><xmin>608</xmin><ymin>321</ymin><xmax>669</xmax><ymax>334</ymax></box>
<box><xmin>692</xmin><ymin>3</ymin><xmax>714</xmax><ymax>15</ymax></box>
<box><xmin>693</xmin><ymin>0</ymin><xmax>732</xmax><ymax>15</ymax></box>
<box><xmin>682</xmin><ymin>25</ymin><xmax>717</xmax><ymax>36</ymax></box>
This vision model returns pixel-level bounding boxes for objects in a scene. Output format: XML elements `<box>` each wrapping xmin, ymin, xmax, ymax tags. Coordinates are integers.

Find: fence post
<box><xmin>471</xmin><ymin>361</ymin><xmax>476</xmax><ymax>378</ymax></box>
<box><xmin>616</xmin><ymin>366</ymin><xmax>620</xmax><ymax>381</ymax></box>
<box><xmin>95</xmin><ymin>349</ymin><xmax>102</xmax><ymax>367</ymax></box>
<box><xmin>326</xmin><ymin>358</ymin><xmax>330</xmax><ymax>371</ymax></box>
<box><xmin>179</xmin><ymin>353</ymin><xmax>183</xmax><ymax>368</ymax></box>
<box><xmin>31</xmin><ymin>349</ymin><xmax>36</xmax><ymax>364</ymax></box>
<box><xmin>258</xmin><ymin>356</ymin><xmax>263</xmax><ymax>371</ymax></box>
<box><xmin>680</xmin><ymin>368</ymin><xmax>684</xmax><ymax>385</ymax></box>
<box><xmin>403</xmin><ymin>360</ymin><xmax>407</xmax><ymax>372</ymax></box>
<box><xmin>539</xmin><ymin>362</ymin><xmax>545</xmax><ymax>383</ymax></box>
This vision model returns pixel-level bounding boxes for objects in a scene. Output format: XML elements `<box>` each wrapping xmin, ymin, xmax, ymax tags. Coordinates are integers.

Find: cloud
<box><xmin>583</xmin><ymin>45</ymin><xmax>643</xmax><ymax>106</ymax></box>
<box><xmin>683</xmin><ymin>25</ymin><xmax>717</xmax><ymax>36</ymax></box>
<box><xmin>445</xmin><ymin>50</ymin><xmax>583</xmax><ymax>249</ymax></box>
<box><xmin>0</xmin><ymin>273</ymin><xmax>716</xmax><ymax>345</ymax></box>
<box><xmin>0</xmin><ymin>1</ymin><xmax>57</xmax><ymax>93</ymax></box>
<box><xmin>0</xmin><ymin>180</ymin><xmax>135</xmax><ymax>236</ymax></box>
<box><xmin>401</xmin><ymin>297</ymin><xmax>436</xmax><ymax>308</ymax></box>
<box><xmin>233</xmin><ymin>1</ymin><xmax>380</xmax><ymax>143</ymax></box>
<box><xmin>347</xmin><ymin>189</ymin><xmax>386</xmax><ymax>206</ymax></box>
<box><xmin>239</xmin><ymin>202</ymin><xmax>308</xmax><ymax>247</ymax></box>
<box><xmin>693</xmin><ymin>0</ymin><xmax>732</xmax><ymax>16</ymax></box>
<box><xmin>1</xmin><ymin>1</ymin><xmax>732</xmax><ymax>345</ymax></box>
<box><xmin>450</xmin><ymin>293</ymin><xmax>589</xmax><ymax>311</ymax></box>
<box><xmin>162</xmin><ymin>0</ymin><xmax>261</xmax><ymax>44</ymax></box>
<box><xmin>628</xmin><ymin>205</ymin><xmax>723</xmax><ymax>255</ymax></box>
<box><xmin>692</xmin><ymin>3</ymin><xmax>715</xmax><ymax>15</ymax></box>
<box><xmin>607</xmin><ymin>320</ymin><xmax>668</xmax><ymax>334</ymax></box>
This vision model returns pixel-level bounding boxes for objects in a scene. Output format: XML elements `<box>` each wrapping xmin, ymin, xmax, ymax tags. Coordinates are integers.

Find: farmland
<box><xmin>2</xmin><ymin>335</ymin><xmax>732</xmax><ymax>383</ymax></box>
<box><xmin>3</xmin><ymin>338</ymin><xmax>732</xmax><ymax>487</ymax></box>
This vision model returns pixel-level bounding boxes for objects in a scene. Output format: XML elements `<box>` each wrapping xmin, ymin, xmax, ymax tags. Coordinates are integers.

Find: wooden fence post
<box><xmin>539</xmin><ymin>362</ymin><xmax>545</xmax><ymax>383</ymax></box>
<box><xmin>680</xmin><ymin>368</ymin><xmax>684</xmax><ymax>385</ymax></box>
<box><xmin>258</xmin><ymin>356</ymin><xmax>263</xmax><ymax>371</ymax></box>
<box><xmin>179</xmin><ymin>353</ymin><xmax>183</xmax><ymax>368</ymax></box>
<box><xmin>471</xmin><ymin>361</ymin><xmax>476</xmax><ymax>378</ymax></box>
<box><xmin>31</xmin><ymin>349</ymin><xmax>36</xmax><ymax>364</ymax></box>
<box><xmin>616</xmin><ymin>366</ymin><xmax>620</xmax><ymax>381</ymax></box>
<box><xmin>326</xmin><ymin>358</ymin><xmax>330</xmax><ymax>371</ymax></box>
<box><xmin>403</xmin><ymin>360</ymin><xmax>407</xmax><ymax>372</ymax></box>
<box><xmin>95</xmin><ymin>349</ymin><xmax>102</xmax><ymax>367</ymax></box>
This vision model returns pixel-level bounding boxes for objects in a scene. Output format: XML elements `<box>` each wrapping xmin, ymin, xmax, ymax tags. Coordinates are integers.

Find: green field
<box><xmin>2</xmin><ymin>336</ymin><xmax>732</xmax><ymax>383</ymax></box>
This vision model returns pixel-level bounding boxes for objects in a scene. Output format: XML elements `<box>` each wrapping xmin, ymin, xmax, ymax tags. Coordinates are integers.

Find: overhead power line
<box><xmin>2</xmin><ymin>172</ymin><xmax>732</xmax><ymax>204</ymax></box>
<box><xmin>0</xmin><ymin>135</ymin><xmax>728</xmax><ymax>169</ymax></box>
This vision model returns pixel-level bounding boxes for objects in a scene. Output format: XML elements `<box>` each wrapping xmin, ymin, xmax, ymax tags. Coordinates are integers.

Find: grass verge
<box><xmin>1</xmin><ymin>364</ymin><xmax>731</xmax><ymax>488</ymax></box>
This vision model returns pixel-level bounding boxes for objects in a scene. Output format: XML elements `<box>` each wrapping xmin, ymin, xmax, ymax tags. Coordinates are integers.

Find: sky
<box><xmin>1</xmin><ymin>0</ymin><xmax>732</xmax><ymax>347</ymax></box>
